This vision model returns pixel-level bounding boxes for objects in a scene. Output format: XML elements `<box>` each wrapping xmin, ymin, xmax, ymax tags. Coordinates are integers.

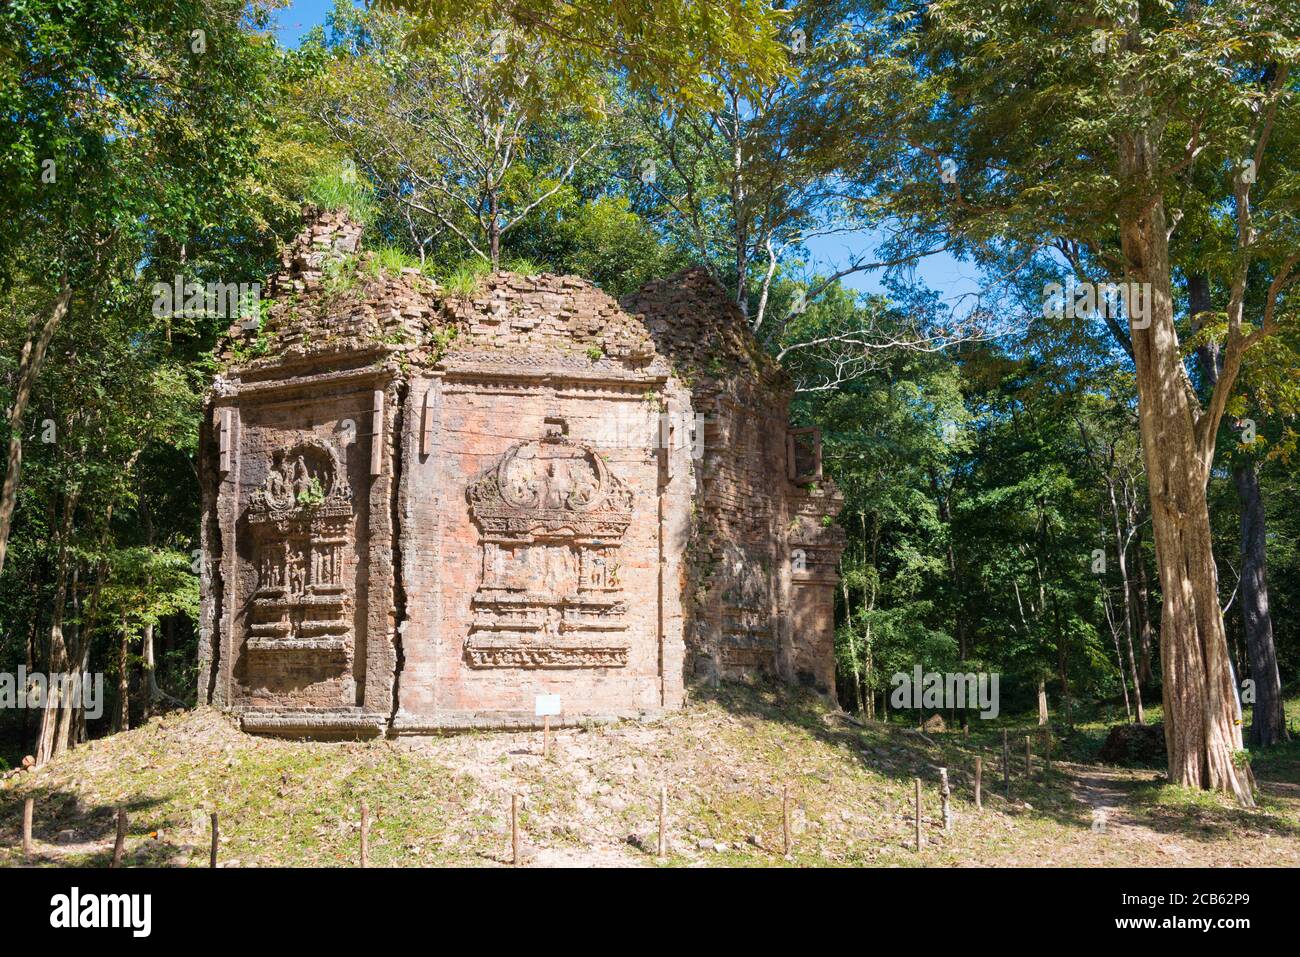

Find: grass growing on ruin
<box><xmin>306</xmin><ymin>169</ymin><xmax>375</xmax><ymax>225</ymax></box>
<box><xmin>440</xmin><ymin>258</ymin><xmax>493</xmax><ymax>296</ymax></box>
<box><xmin>366</xmin><ymin>245</ymin><xmax>424</xmax><ymax>277</ymax></box>
<box><xmin>3</xmin><ymin>684</ymin><xmax>1297</xmax><ymax>868</ymax></box>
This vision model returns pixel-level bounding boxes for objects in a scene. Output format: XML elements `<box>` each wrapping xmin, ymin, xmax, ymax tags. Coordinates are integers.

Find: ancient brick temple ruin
<box><xmin>196</xmin><ymin>207</ymin><xmax>846</xmax><ymax>736</ymax></box>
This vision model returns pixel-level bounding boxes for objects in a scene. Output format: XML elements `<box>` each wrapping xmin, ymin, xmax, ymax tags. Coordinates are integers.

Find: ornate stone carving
<box><xmin>246</xmin><ymin>438</ymin><xmax>354</xmax><ymax>651</ymax></box>
<box><xmin>249</xmin><ymin>438</ymin><xmax>352</xmax><ymax>519</ymax></box>
<box><xmin>467</xmin><ymin>435</ymin><xmax>633</xmax><ymax>539</ymax></box>
<box><xmin>465</xmin><ymin>434</ymin><xmax>634</xmax><ymax>668</ymax></box>
<box><xmin>788</xmin><ymin>486</ymin><xmax>848</xmax><ymax>586</ymax></box>
<box><xmin>441</xmin><ymin>349</ymin><xmax>669</xmax><ymax>379</ymax></box>
<box><xmin>465</xmin><ymin>644</ymin><xmax>630</xmax><ymax>668</ymax></box>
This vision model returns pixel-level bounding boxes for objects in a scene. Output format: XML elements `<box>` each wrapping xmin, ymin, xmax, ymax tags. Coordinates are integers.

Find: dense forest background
<box><xmin>1</xmin><ymin>0</ymin><xmax>1296</xmax><ymax>777</ymax></box>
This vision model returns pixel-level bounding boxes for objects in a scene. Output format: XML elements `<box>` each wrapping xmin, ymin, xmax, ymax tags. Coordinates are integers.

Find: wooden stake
<box><xmin>974</xmin><ymin>752</ymin><xmax>983</xmax><ymax>810</ymax></box>
<box><xmin>22</xmin><ymin>797</ymin><xmax>33</xmax><ymax>861</ymax></box>
<box><xmin>360</xmin><ymin>800</ymin><xmax>370</xmax><ymax>868</ymax></box>
<box><xmin>782</xmin><ymin>784</ymin><xmax>792</xmax><ymax>856</ymax></box>
<box><xmin>209</xmin><ymin>812</ymin><xmax>219</xmax><ymax>868</ymax></box>
<box><xmin>1025</xmin><ymin>735</ymin><xmax>1032</xmax><ymax>778</ymax></box>
<box><xmin>939</xmin><ymin>768</ymin><xmax>952</xmax><ymax>832</ymax></box>
<box><xmin>914</xmin><ymin>777</ymin><xmax>923</xmax><ymax>851</ymax></box>
<box><xmin>511</xmin><ymin>794</ymin><xmax>520</xmax><ymax>866</ymax></box>
<box><xmin>111</xmin><ymin>808</ymin><xmax>127</xmax><ymax>868</ymax></box>
<box><xmin>1002</xmin><ymin>730</ymin><xmax>1010</xmax><ymax>798</ymax></box>
<box><xmin>657</xmin><ymin>785</ymin><xmax>667</xmax><ymax>857</ymax></box>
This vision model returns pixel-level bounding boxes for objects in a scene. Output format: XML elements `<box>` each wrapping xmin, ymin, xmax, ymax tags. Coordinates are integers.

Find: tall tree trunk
<box><xmin>1106</xmin><ymin>593</ymin><xmax>1134</xmax><ymax>722</ymax></box>
<box><xmin>141</xmin><ymin>500</ymin><xmax>159</xmax><ymax>718</ymax></box>
<box><xmin>730</xmin><ymin>101</ymin><xmax>750</xmax><ymax>321</ymax></box>
<box><xmin>53</xmin><ymin>562</ymin><xmax>82</xmax><ymax>756</ymax></box>
<box><xmin>53</xmin><ymin>499</ymin><xmax>117</xmax><ymax>754</ymax></box>
<box><xmin>1189</xmin><ymin>274</ymin><xmax>1285</xmax><ymax>747</ymax></box>
<box><xmin>1119</xmin><ymin>134</ymin><xmax>1252</xmax><ymax>804</ymax></box>
<box><xmin>487</xmin><ymin>190</ymin><xmax>501</xmax><ymax>269</ymax></box>
<box><xmin>114</xmin><ymin>617</ymin><xmax>130</xmax><ymax>734</ymax></box>
<box><xmin>142</xmin><ymin>623</ymin><xmax>158</xmax><ymax>718</ymax></box>
<box><xmin>1053</xmin><ymin>601</ymin><xmax>1071</xmax><ymax>728</ymax></box>
<box><xmin>840</xmin><ymin>577</ymin><xmax>862</xmax><ymax>714</ymax></box>
<box><xmin>1235</xmin><ymin>464</ymin><xmax>1287</xmax><ymax>746</ymax></box>
<box><xmin>0</xmin><ymin>283</ymin><xmax>72</xmax><ymax>578</ymax></box>
<box><xmin>34</xmin><ymin>488</ymin><xmax>78</xmax><ymax>765</ymax></box>
<box><xmin>1037</xmin><ymin>677</ymin><xmax>1048</xmax><ymax>726</ymax></box>
<box><xmin>1108</xmin><ymin>480</ymin><xmax>1146</xmax><ymax>723</ymax></box>
<box><xmin>1133</xmin><ymin>521</ymin><xmax>1155</xmax><ymax>687</ymax></box>
<box><xmin>74</xmin><ymin>552</ymin><xmax>110</xmax><ymax>744</ymax></box>
<box><xmin>863</xmin><ymin>630</ymin><xmax>874</xmax><ymax>721</ymax></box>
<box><xmin>862</xmin><ymin>513</ymin><xmax>878</xmax><ymax>720</ymax></box>
<box><xmin>21</xmin><ymin>561</ymin><xmax>46</xmax><ymax>750</ymax></box>
<box><xmin>63</xmin><ymin>611</ymin><xmax>94</xmax><ymax>751</ymax></box>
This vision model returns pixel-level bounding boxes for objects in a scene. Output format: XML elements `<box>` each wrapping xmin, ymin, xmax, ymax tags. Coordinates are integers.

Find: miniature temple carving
<box><xmin>246</xmin><ymin>439</ymin><xmax>354</xmax><ymax>653</ymax></box>
<box><xmin>465</xmin><ymin>433</ymin><xmax>635</xmax><ymax>668</ymax></box>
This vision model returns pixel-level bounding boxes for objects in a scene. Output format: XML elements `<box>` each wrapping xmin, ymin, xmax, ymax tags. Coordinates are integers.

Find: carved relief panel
<box><xmin>245</xmin><ymin>438</ymin><xmax>354</xmax><ymax>654</ymax></box>
<box><xmin>465</xmin><ymin>433</ymin><xmax>634</xmax><ymax>668</ymax></box>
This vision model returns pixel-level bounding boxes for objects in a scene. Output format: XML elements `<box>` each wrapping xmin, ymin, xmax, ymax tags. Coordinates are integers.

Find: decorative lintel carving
<box><xmin>465</xmin><ymin>434</ymin><xmax>635</xmax><ymax>668</ymax></box>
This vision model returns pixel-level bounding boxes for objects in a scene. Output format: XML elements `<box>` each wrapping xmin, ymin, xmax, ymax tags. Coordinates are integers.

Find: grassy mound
<box><xmin>2</xmin><ymin>684</ymin><xmax>1297</xmax><ymax>868</ymax></box>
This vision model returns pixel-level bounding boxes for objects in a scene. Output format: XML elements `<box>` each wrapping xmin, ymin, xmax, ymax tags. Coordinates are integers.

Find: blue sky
<box><xmin>272</xmin><ymin>0</ymin><xmax>335</xmax><ymax>47</ymax></box>
<box><xmin>270</xmin><ymin>0</ymin><xmax>978</xmax><ymax>305</ymax></box>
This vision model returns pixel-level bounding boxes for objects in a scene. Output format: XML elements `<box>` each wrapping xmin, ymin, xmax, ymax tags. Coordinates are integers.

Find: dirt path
<box><xmin>527</xmin><ymin>845</ymin><xmax>647</xmax><ymax>867</ymax></box>
<box><xmin>1068</xmin><ymin>764</ymin><xmax>1144</xmax><ymax>835</ymax></box>
<box><xmin>1063</xmin><ymin>763</ymin><xmax>1206</xmax><ymax>864</ymax></box>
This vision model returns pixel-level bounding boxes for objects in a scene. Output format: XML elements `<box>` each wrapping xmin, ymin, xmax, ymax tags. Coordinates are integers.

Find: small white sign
<box><xmin>534</xmin><ymin>694</ymin><xmax>561</xmax><ymax>717</ymax></box>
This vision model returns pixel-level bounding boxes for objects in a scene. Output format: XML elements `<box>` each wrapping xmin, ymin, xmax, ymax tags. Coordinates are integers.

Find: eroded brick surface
<box><xmin>197</xmin><ymin>208</ymin><xmax>845</xmax><ymax>736</ymax></box>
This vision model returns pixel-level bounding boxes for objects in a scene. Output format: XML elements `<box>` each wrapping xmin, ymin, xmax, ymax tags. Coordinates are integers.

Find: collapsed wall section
<box><xmin>623</xmin><ymin>270</ymin><xmax>846</xmax><ymax>697</ymax></box>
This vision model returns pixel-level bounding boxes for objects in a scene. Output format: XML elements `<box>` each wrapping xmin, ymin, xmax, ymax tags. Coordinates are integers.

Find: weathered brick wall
<box><xmin>201</xmin><ymin>209</ymin><xmax>415</xmax><ymax>736</ymax></box>
<box><xmin>622</xmin><ymin>269</ymin><xmax>846</xmax><ymax>696</ymax></box>
<box><xmin>391</xmin><ymin>272</ymin><xmax>693</xmax><ymax>729</ymax></box>
<box><xmin>197</xmin><ymin>208</ymin><xmax>845</xmax><ymax>736</ymax></box>
<box><xmin>438</xmin><ymin>273</ymin><xmax>659</xmax><ymax>361</ymax></box>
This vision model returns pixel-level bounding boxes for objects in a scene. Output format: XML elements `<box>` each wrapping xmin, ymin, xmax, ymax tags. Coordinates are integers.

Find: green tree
<box><xmin>305</xmin><ymin>4</ymin><xmax>610</xmax><ymax>269</ymax></box>
<box><xmin>837</xmin><ymin>0</ymin><xmax>1299</xmax><ymax>803</ymax></box>
<box><xmin>0</xmin><ymin>0</ymin><xmax>282</xmax><ymax>577</ymax></box>
<box><xmin>380</xmin><ymin>0</ymin><xmax>791</xmax><ymax>108</ymax></box>
<box><xmin>0</xmin><ymin>0</ymin><xmax>292</xmax><ymax>761</ymax></box>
